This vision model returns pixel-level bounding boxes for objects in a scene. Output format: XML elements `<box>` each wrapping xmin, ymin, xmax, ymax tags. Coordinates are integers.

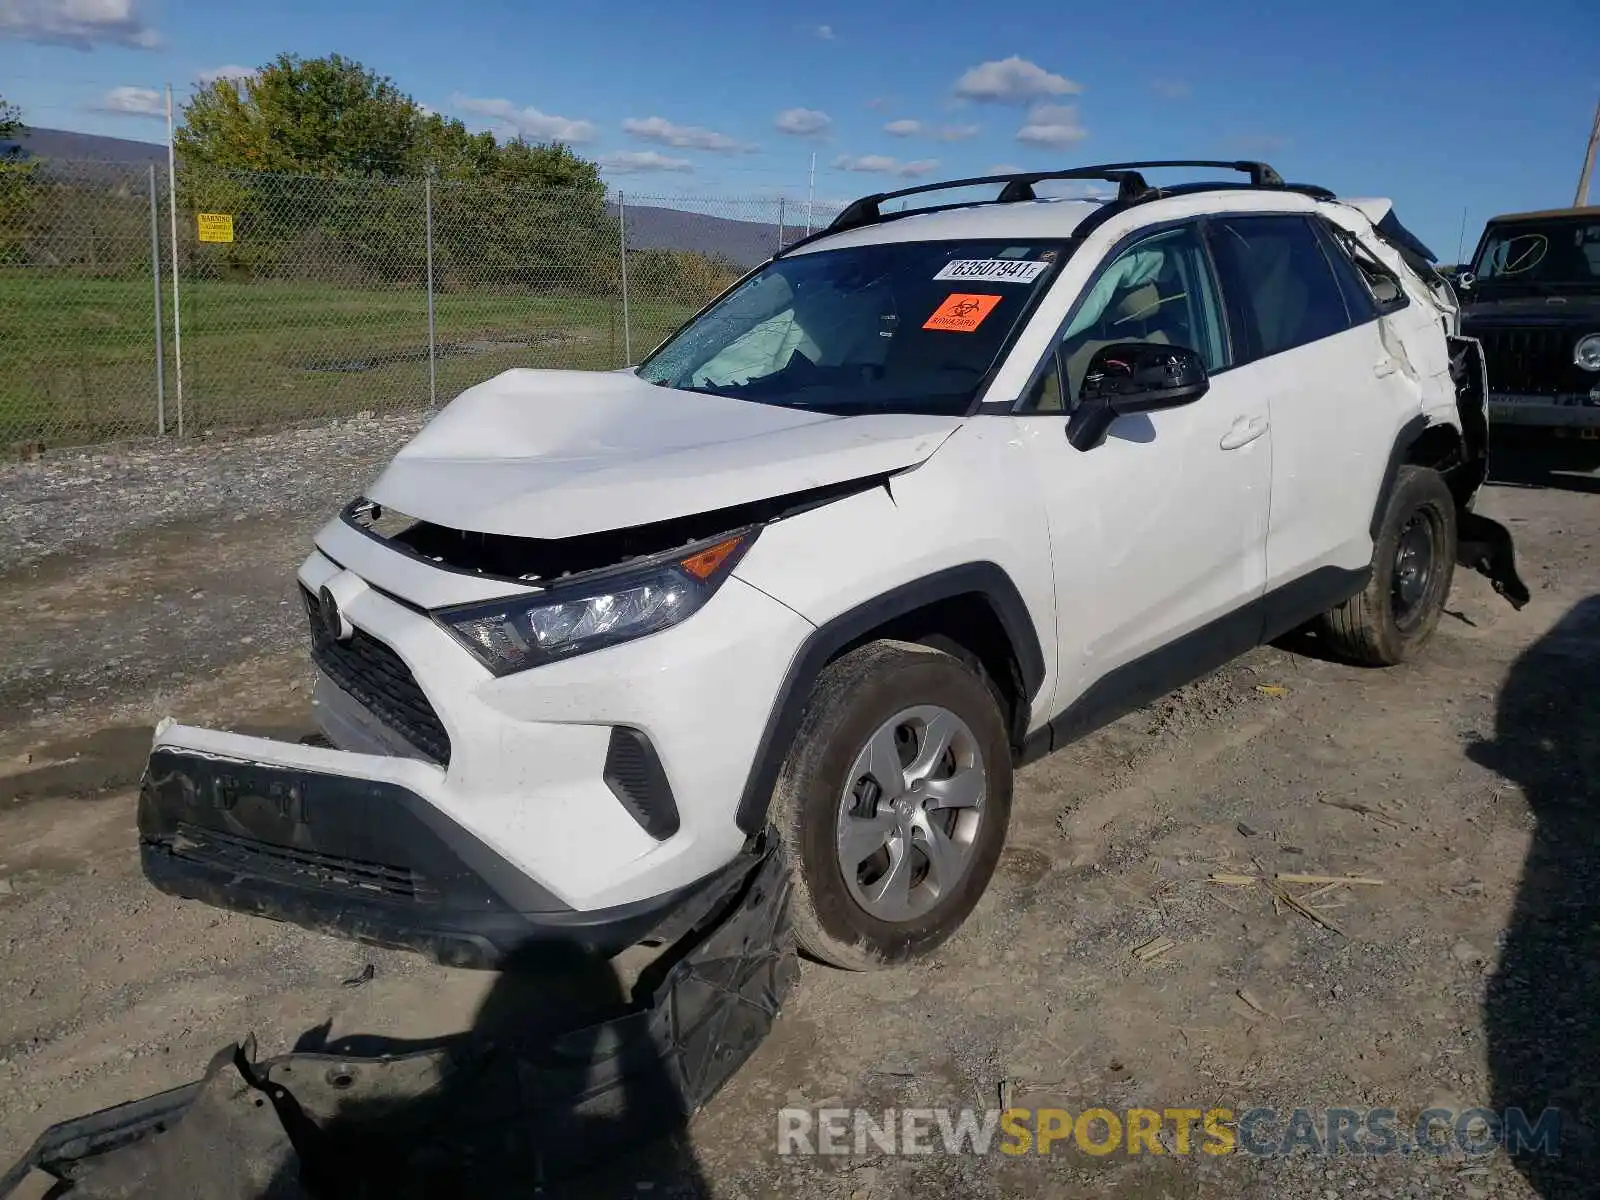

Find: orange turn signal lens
<box><xmin>678</xmin><ymin>535</ymin><xmax>745</xmax><ymax>581</ymax></box>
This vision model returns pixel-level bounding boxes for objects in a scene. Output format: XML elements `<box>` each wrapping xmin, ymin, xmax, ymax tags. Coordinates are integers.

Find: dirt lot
<box><xmin>1</xmin><ymin>430</ymin><xmax>1597</xmax><ymax>1198</ymax></box>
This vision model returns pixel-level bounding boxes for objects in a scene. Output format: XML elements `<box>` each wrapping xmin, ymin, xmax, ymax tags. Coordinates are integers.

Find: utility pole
<box><xmin>1576</xmin><ymin>92</ymin><xmax>1600</xmax><ymax>208</ymax></box>
<box><xmin>805</xmin><ymin>151</ymin><xmax>816</xmax><ymax>237</ymax></box>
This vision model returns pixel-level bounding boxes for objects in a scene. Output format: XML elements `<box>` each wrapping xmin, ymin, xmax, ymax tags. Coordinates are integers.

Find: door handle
<box><xmin>1374</xmin><ymin>357</ymin><xmax>1400</xmax><ymax>378</ymax></box>
<box><xmin>1219</xmin><ymin>415</ymin><xmax>1268</xmax><ymax>450</ymax></box>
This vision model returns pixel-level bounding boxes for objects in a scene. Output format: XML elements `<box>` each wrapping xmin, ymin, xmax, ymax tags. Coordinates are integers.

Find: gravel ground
<box><xmin>0</xmin><ymin>415</ymin><xmax>425</xmax><ymax>731</ymax></box>
<box><xmin>0</xmin><ymin>414</ymin><xmax>424</xmax><ymax>574</ymax></box>
<box><xmin>0</xmin><ymin>427</ymin><xmax>1596</xmax><ymax>1198</ymax></box>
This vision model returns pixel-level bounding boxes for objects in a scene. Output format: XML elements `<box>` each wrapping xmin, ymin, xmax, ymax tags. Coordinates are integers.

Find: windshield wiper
<box><xmin>655</xmin><ymin>381</ymin><xmax>736</xmax><ymax>398</ymax></box>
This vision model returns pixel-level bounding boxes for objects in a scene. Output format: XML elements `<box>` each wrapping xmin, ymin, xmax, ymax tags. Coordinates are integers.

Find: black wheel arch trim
<box><xmin>1372</xmin><ymin>413</ymin><xmax>1529</xmax><ymax>611</ymax></box>
<box><xmin>1370</xmin><ymin>413</ymin><xmax>1432</xmax><ymax>540</ymax></box>
<box><xmin>733</xmin><ymin>562</ymin><xmax>1046</xmax><ymax>836</ymax></box>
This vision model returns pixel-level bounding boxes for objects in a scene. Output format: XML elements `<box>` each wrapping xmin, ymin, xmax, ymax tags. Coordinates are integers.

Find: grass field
<box><xmin>0</xmin><ymin>275</ymin><xmax>700</xmax><ymax>446</ymax></box>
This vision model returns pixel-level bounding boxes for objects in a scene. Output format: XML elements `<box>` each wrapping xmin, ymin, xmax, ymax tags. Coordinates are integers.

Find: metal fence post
<box><xmin>424</xmin><ymin>172</ymin><xmax>438</xmax><ymax>408</ymax></box>
<box><xmin>147</xmin><ymin>164</ymin><xmax>166</xmax><ymax>436</ymax></box>
<box><xmin>777</xmin><ymin>197</ymin><xmax>786</xmax><ymax>252</ymax></box>
<box><xmin>618</xmin><ymin>191</ymin><xmax>632</xmax><ymax>365</ymax></box>
<box><xmin>164</xmin><ymin>88</ymin><xmax>184</xmax><ymax>439</ymax></box>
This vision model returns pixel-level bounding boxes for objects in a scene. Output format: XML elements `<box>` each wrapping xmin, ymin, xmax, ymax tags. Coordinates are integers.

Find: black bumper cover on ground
<box><xmin>0</xmin><ymin>829</ymin><xmax>796</xmax><ymax>1197</ymax></box>
<box><xmin>138</xmin><ymin>748</ymin><xmax>752</xmax><ymax>968</ymax></box>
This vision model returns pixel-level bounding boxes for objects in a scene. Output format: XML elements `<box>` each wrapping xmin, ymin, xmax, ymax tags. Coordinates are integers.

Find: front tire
<box><xmin>771</xmin><ymin>639</ymin><xmax>1012</xmax><ymax>971</ymax></box>
<box><xmin>1320</xmin><ymin>465</ymin><xmax>1457</xmax><ymax>666</ymax></box>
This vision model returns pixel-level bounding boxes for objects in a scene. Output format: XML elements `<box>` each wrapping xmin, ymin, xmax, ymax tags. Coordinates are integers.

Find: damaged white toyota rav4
<box><xmin>140</xmin><ymin>161</ymin><xmax>1526</xmax><ymax>972</ymax></box>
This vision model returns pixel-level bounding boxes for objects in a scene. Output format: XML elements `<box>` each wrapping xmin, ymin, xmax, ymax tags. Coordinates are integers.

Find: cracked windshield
<box><xmin>637</xmin><ymin>239</ymin><xmax>1067</xmax><ymax>414</ymax></box>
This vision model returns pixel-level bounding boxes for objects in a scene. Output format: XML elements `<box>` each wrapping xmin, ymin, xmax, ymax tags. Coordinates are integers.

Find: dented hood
<box><xmin>366</xmin><ymin>369</ymin><xmax>962</xmax><ymax>539</ymax></box>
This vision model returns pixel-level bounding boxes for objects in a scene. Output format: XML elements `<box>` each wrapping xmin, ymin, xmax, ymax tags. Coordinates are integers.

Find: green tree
<box><xmin>489</xmin><ymin>137</ymin><xmax>603</xmax><ymax>194</ymax></box>
<box><xmin>1</xmin><ymin>94</ymin><xmax>37</xmax><ymax>265</ymax></box>
<box><xmin>173</xmin><ymin>55</ymin><xmax>615</xmax><ymax>294</ymax></box>
<box><xmin>175</xmin><ymin>56</ymin><xmax>605</xmax><ymax>193</ymax></box>
<box><xmin>1</xmin><ymin>93</ymin><xmax>24</xmax><ymax>155</ymax></box>
<box><xmin>177</xmin><ymin>54</ymin><xmax>418</xmax><ymax>176</ymax></box>
<box><xmin>410</xmin><ymin>114</ymin><xmax>500</xmax><ymax>182</ymax></box>
<box><xmin>429</xmin><ymin>135</ymin><xmax>612</xmax><ymax>292</ymax></box>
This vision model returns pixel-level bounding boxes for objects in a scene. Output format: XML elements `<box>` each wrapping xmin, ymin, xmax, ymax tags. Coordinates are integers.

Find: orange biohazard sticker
<box><xmin>923</xmin><ymin>293</ymin><xmax>1002</xmax><ymax>333</ymax></box>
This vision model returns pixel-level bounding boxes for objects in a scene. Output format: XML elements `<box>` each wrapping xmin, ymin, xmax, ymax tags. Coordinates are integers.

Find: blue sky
<box><xmin>2</xmin><ymin>0</ymin><xmax>1596</xmax><ymax>259</ymax></box>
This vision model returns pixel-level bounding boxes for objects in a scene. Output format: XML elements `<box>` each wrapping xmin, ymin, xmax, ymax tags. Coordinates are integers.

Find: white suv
<box><xmin>139</xmin><ymin>161</ymin><xmax>1523</xmax><ymax>971</ymax></box>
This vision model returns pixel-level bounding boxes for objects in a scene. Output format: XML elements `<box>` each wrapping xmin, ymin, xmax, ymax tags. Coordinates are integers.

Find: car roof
<box><xmin>1485</xmin><ymin>205</ymin><xmax>1600</xmax><ymax>224</ymax></box>
<box><xmin>787</xmin><ymin>197</ymin><xmax>1107</xmax><ymax>253</ymax></box>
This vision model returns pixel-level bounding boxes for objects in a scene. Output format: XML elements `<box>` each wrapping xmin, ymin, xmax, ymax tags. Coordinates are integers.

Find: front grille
<box><xmin>302</xmin><ymin>587</ymin><xmax>452</xmax><ymax>765</ymax></box>
<box><xmin>1473</xmin><ymin>326</ymin><xmax>1573</xmax><ymax>396</ymax></box>
<box><xmin>170</xmin><ymin>822</ymin><xmax>439</xmax><ymax>903</ymax></box>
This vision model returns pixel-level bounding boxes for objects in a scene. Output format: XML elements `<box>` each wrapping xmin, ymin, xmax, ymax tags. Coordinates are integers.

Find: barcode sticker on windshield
<box><xmin>934</xmin><ymin>259</ymin><xmax>1049</xmax><ymax>284</ymax></box>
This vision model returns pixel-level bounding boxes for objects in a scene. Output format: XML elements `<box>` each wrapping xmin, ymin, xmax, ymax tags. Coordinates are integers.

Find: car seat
<box><xmin>1060</xmin><ymin>283</ymin><xmax>1176</xmax><ymax>403</ymax></box>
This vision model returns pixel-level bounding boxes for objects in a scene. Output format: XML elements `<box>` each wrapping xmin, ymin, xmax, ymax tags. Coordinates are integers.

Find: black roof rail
<box><xmin>1125</xmin><ymin>180</ymin><xmax>1335</xmax><ymax>203</ymax></box>
<box><xmin>774</xmin><ymin>166</ymin><xmax>1147</xmax><ymax>258</ymax></box>
<box><xmin>775</xmin><ymin>159</ymin><xmax>1309</xmax><ymax>257</ymax></box>
<box><xmin>1070</xmin><ymin>177</ymin><xmax>1337</xmax><ymax>243</ymax></box>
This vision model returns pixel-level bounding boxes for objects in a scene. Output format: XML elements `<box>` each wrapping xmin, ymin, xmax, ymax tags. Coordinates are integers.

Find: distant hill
<box><xmin>6</xmin><ymin>127</ymin><xmax>807</xmax><ymax>269</ymax></box>
<box><xmin>612</xmin><ymin>201</ymin><xmax>805</xmax><ymax>269</ymax></box>
<box><xmin>5</xmin><ymin>126</ymin><xmax>168</xmax><ymax>165</ymax></box>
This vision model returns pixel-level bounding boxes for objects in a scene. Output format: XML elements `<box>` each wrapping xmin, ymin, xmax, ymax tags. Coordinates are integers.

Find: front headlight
<box><xmin>1575</xmin><ymin>333</ymin><xmax>1600</xmax><ymax>372</ymax></box>
<box><xmin>435</xmin><ymin>529</ymin><xmax>756</xmax><ymax>675</ymax></box>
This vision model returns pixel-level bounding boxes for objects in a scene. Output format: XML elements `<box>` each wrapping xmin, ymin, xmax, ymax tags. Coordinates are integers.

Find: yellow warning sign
<box><xmin>196</xmin><ymin>213</ymin><xmax>235</xmax><ymax>243</ymax></box>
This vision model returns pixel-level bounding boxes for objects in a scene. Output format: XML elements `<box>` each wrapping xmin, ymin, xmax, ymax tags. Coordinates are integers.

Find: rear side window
<box><xmin>1208</xmin><ymin>215</ymin><xmax>1353</xmax><ymax>358</ymax></box>
<box><xmin>1311</xmin><ymin>219</ymin><xmax>1379</xmax><ymax>323</ymax></box>
<box><xmin>1318</xmin><ymin>221</ymin><xmax>1411</xmax><ymax>315</ymax></box>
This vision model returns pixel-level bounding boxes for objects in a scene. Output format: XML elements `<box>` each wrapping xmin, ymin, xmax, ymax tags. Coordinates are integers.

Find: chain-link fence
<box><xmin>0</xmin><ymin>158</ymin><xmax>843</xmax><ymax>448</ymax></box>
<box><xmin>1</xmin><ymin>159</ymin><xmax>174</xmax><ymax>447</ymax></box>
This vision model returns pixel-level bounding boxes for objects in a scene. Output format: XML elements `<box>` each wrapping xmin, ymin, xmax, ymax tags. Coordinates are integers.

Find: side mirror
<box><xmin>1066</xmin><ymin>342</ymin><xmax>1209</xmax><ymax>451</ymax></box>
<box><xmin>1455</xmin><ymin>270</ymin><xmax>1476</xmax><ymax>292</ymax></box>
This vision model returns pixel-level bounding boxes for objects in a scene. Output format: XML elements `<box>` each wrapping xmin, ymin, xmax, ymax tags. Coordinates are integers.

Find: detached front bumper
<box><xmin>139</xmin><ymin>739</ymin><xmax>760</xmax><ymax>968</ymax></box>
<box><xmin>4</xmin><ymin>836</ymin><xmax>795</xmax><ymax>1197</ymax></box>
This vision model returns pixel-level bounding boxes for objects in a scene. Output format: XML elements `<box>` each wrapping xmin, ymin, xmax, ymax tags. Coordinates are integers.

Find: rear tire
<box><xmin>1320</xmin><ymin>465</ymin><xmax>1457</xmax><ymax>666</ymax></box>
<box><xmin>771</xmin><ymin>639</ymin><xmax>1012</xmax><ymax>971</ymax></box>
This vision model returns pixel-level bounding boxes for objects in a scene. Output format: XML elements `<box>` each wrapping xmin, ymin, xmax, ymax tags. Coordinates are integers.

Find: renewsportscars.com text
<box><xmin>777</xmin><ymin>1105</ymin><xmax>1561</xmax><ymax>1159</ymax></box>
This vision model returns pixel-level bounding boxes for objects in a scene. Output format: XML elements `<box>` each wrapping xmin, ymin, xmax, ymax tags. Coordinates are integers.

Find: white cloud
<box><xmin>0</xmin><ymin>0</ymin><xmax>160</xmax><ymax>49</ymax></box>
<box><xmin>196</xmin><ymin>64</ymin><xmax>256</xmax><ymax>85</ymax></box>
<box><xmin>833</xmin><ymin>154</ymin><xmax>940</xmax><ymax>178</ymax></box>
<box><xmin>598</xmin><ymin>149</ymin><xmax>693</xmax><ymax>174</ymax></box>
<box><xmin>987</xmin><ymin>163</ymin><xmax>1024</xmax><ymax>175</ymax></box>
<box><xmin>953</xmin><ymin>56</ymin><xmax>1080</xmax><ymax>105</ymax></box>
<box><xmin>774</xmin><ymin>106</ymin><xmax>832</xmax><ymax>138</ymax></box>
<box><xmin>1151</xmin><ymin>77</ymin><xmax>1190</xmax><ymax>99</ymax></box>
<box><xmin>622</xmin><ymin>115</ymin><xmax>755</xmax><ymax>154</ymax></box>
<box><xmin>452</xmin><ymin>94</ymin><xmax>596</xmax><ymax>143</ymax></box>
<box><xmin>1015</xmin><ymin>104</ymin><xmax>1088</xmax><ymax>148</ymax></box>
<box><xmin>813</xmin><ymin>23</ymin><xmax>835</xmax><ymax>39</ymax></box>
<box><xmin>883</xmin><ymin>119</ymin><xmax>979</xmax><ymax>142</ymax></box>
<box><xmin>91</xmin><ymin>85</ymin><xmax>163</xmax><ymax>117</ymax></box>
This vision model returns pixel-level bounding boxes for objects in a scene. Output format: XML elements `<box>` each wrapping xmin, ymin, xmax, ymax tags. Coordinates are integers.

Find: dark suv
<box><xmin>1459</xmin><ymin>206</ymin><xmax>1600</xmax><ymax>432</ymax></box>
